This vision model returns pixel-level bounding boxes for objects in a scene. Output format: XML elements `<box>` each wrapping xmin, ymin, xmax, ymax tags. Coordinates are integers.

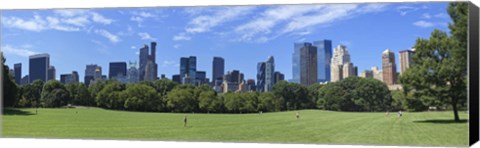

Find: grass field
<box><xmin>1</xmin><ymin>108</ymin><xmax>468</xmax><ymax>146</ymax></box>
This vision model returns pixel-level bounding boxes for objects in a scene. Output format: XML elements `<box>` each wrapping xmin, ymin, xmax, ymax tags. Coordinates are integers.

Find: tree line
<box><xmin>6</xmin><ymin>73</ymin><xmax>402</xmax><ymax>113</ymax></box>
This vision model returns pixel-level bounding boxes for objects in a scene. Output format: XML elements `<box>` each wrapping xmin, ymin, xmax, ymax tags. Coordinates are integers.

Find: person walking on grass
<box><xmin>184</xmin><ymin>115</ymin><xmax>188</xmax><ymax>127</ymax></box>
<box><xmin>296</xmin><ymin>112</ymin><xmax>300</xmax><ymax>119</ymax></box>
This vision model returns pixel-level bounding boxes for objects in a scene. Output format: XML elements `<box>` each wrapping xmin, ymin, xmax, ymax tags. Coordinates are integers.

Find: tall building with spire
<box><xmin>331</xmin><ymin>45</ymin><xmax>355</xmax><ymax>82</ymax></box>
<box><xmin>382</xmin><ymin>49</ymin><xmax>397</xmax><ymax>85</ymax></box>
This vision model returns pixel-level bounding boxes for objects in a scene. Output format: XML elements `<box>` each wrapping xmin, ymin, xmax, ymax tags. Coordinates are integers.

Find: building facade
<box><xmin>109</xmin><ymin>62</ymin><xmax>127</xmax><ymax>79</ymax></box>
<box><xmin>138</xmin><ymin>42</ymin><xmax>158</xmax><ymax>81</ymax></box>
<box><xmin>300</xmin><ymin>44</ymin><xmax>318</xmax><ymax>86</ymax></box>
<box><xmin>212</xmin><ymin>57</ymin><xmax>225</xmax><ymax>86</ymax></box>
<box><xmin>127</xmin><ymin>61</ymin><xmax>139</xmax><ymax>83</ymax></box>
<box><xmin>180</xmin><ymin>56</ymin><xmax>197</xmax><ymax>85</ymax></box>
<box><xmin>330</xmin><ymin>45</ymin><xmax>355</xmax><ymax>82</ymax></box>
<box><xmin>313</xmin><ymin>40</ymin><xmax>332</xmax><ymax>83</ymax></box>
<box><xmin>399</xmin><ymin>48</ymin><xmax>416</xmax><ymax>74</ymax></box>
<box><xmin>274</xmin><ymin>71</ymin><xmax>285</xmax><ymax>84</ymax></box>
<box><xmin>382</xmin><ymin>49</ymin><xmax>397</xmax><ymax>85</ymax></box>
<box><xmin>257</xmin><ymin>62</ymin><xmax>266</xmax><ymax>92</ymax></box>
<box><xmin>14</xmin><ymin>63</ymin><xmax>21</xmax><ymax>84</ymax></box>
<box><xmin>48</xmin><ymin>66</ymin><xmax>56</xmax><ymax>81</ymax></box>
<box><xmin>29</xmin><ymin>53</ymin><xmax>49</xmax><ymax>83</ymax></box>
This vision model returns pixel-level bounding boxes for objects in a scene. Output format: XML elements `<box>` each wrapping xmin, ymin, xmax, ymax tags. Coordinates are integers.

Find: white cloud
<box><xmin>91</xmin><ymin>12</ymin><xmax>113</xmax><ymax>25</ymax></box>
<box><xmin>138</xmin><ymin>32</ymin><xmax>156</xmax><ymax>40</ymax></box>
<box><xmin>162</xmin><ymin>60</ymin><xmax>177</xmax><ymax>67</ymax></box>
<box><xmin>434</xmin><ymin>13</ymin><xmax>449</xmax><ymax>19</ymax></box>
<box><xmin>63</xmin><ymin>16</ymin><xmax>90</xmax><ymax>27</ymax></box>
<box><xmin>2</xmin><ymin>9</ymin><xmax>114</xmax><ymax>32</ymax></box>
<box><xmin>1</xmin><ymin>45</ymin><xmax>38</xmax><ymax>57</ymax></box>
<box><xmin>95</xmin><ymin>29</ymin><xmax>120</xmax><ymax>43</ymax></box>
<box><xmin>131</xmin><ymin>46</ymin><xmax>137</xmax><ymax>49</ymax></box>
<box><xmin>413</xmin><ymin>20</ymin><xmax>434</xmax><ymax>28</ymax></box>
<box><xmin>233</xmin><ymin>4</ymin><xmax>387</xmax><ymax>43</ymax></box>
<box><xmin>46</xmin><ymin>16</ymin><xmax>81</xmax><ymax>31</ymax></box>
<box><xmin>1</xmin><ymin>16</ymin><xmax>47</xmax><ymax>32</ymax></box>
<box><xmin>173</xmin><ymin>33</ymin><xmax>191</xmax><ymax>41</ymax></box>
<box><xmin>185</xmin><ymin>7</ymin><xmax>255</xmax><ymax>34</ymax></box>
<box><xmin>54</xmin><ymin>9</ymin><xmax>88</xmax><ymax>17</ymax></box>
<box><xmin>129</xmin><ymin>11</ymin><xmax>158</xmax><ymax>27</ymax></box>
<box><xmin>173</xmin><ymin>44</ymin><xmax>180</xmax><ymax>49</ymax></box>
<box><xmin>396</xmin><ymin>5</ymin><xmax>419</xmax><ymax>16</ymax></box>
<box><xmin>422</xmin><ymin>13</ymin><xmax>432</xmax><ymax>19</ymax></box>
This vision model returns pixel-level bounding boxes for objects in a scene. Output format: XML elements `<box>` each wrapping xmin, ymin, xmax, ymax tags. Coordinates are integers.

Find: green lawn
<box><xmin>1</xmin><ymin>108</ymin><xmax>468</xmax><ymax>146</ymax></box>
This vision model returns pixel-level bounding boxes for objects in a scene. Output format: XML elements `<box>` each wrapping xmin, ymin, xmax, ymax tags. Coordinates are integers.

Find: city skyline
<box><xmin>1</xmin><ymin>3</ymin><xmax>452</xmax><ymax>82</ymax></box>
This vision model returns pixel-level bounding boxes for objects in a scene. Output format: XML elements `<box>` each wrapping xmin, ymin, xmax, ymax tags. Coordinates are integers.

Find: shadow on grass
<box><xmin>2</xmin><ymin>108</ymin><xmax>35</xmax><ymax>116</ymax></box>
<box><xmin>413</xmin><ymin>119</ymin><xmax>468</xmax><ymax>124</ymax></box>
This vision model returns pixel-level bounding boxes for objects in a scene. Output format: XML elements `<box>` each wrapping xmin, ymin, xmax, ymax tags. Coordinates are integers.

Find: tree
<box><xmin>2</xmin><ymin>54</ymin><xmax>18</xmax><ymax>107</ymax></box>
<box><xmin>122</xmin><ymin>84</ymin><xmax>162</xmax><ymax>111</ymax></box>
<box><xmin>356</xmin><ymin>78</ymin><xmax>392</xmax><ymax>111</ymax></box>
<box><xmin>319</xmin><ymin>77</ymin><xmax>392</xmax><ymax>112</ymax></box>
<box><xmin>257</xmin><ymin>92</ymin><xmax>283</xmax><ymax>112</ymax></box>
<box><xmin>272</xmin><ymin>81</ymin><xmax>310</xmax><ymax>110</ymax></box>
<box><xmin>198</xmin><ymin>90</ymin><xmax>222</xmax><ymax>113</ymax></box>
<box><xmin>307</xmin><ymin>83</ymin><xmax>324</xmax><ymax>109</ymax></box>
<box><xmin>223</xmin><ymin>93</ymin><xmax>244</xmax><ymax>113</ymax></box>
<box><xmin>96</xmin><ymin>81</ymin><xmax>126</xmax><ymax>110</ymax></box>
<box><xmin>399</xmin><ymin>2</ymin><xmax>467</xmax><ymax>122</ymax></box>
<box><xmin>40</xmin><ymin>80</ymin><xmax>70</xmax><ymax>107</ymax></box>
<box><xmin>66</xmin><ymin>83</ymin><xmax>93</xmax><ymax>106</ymax></box>
<box><xmin>166</xmin><ymin>87</ymin><xmax>197</xmax><ymax>112</ymax></box>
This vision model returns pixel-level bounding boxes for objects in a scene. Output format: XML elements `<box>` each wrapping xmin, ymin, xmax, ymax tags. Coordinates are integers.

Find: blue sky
<box><xmin>1</xmin><ymin>2</ymin><xmax>452</xmax><ymax>82</ymax></box>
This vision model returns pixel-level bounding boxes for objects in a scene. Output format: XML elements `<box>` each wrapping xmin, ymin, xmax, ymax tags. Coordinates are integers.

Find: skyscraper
<box><xmin>196</xmin><ymin>71</ymin><xmax>207</xmax><ymax>85</ymax></box>
<box><xmin>313</xmin><ymin>40</ymin><xmax>332</xmax><ymax>82</ymax></box>
<box><xmin>48</xmin><ymin>66</ymin><xmax>56</xmax><ymax>80</ymax></box>
<box><xmin>382</xmin><ymin>49</ymin><xmax>397</xmax><ymax>85</ymax></box>
<box><xmin>60</xmin><ymin>71</ymin><xmax>79</xmax><ymax>84</ymax></box>
<box><xmin>109</xmin><ymin>62</ymin><xmax>127</xmax><ymax>79</ymax></box>
<box><xmin>265</xmin><ymin>56</ymin><xmax>275</xmax><ymax>92</ymax></box>
<box><xmin>172</xmin><ymin>74</ymin><xmax>181</xmax><ymax>84</ymax></box>
<box><xmin>29</xmin><ymin>53</ymin><xmax>49</xmax><ymax>83</ymax></box>
<box><xmin>399</xmin><ymin>48</ymin><xmax>416</xmax><ymax>74</ymax></box>
<box><xmin>246</xmin><ymin>79</ymin><xmax>256</xmax><ymax>92</ymax></box>
<box><xmin>14</xmin><ymin>63</ymin><xmax>21</xmax><ymax>84</ymax></box>
<box><xmin>144</xmin><ymin>60</ymin><xmax>156</xmax><ymax>81</ymax></box>
<box><xmin>292</xmin><ymin>42</ymin><xmax>309</xmax><ymax>83</ymax></box>
<box><xmin>139</xmin><ymin>45</ymin><xmax>149</xmax><ymax>81</ymax></box>
<box><xmin>138</xmin><ymin>42</ymin><xmax>158</xmax><ymax>81</ymax></box>
<box><xmin>127</xmin><ymin>61</ymin><xmax>139</xmax><ymax>83</ymax></box>
<box><xmin>256</xmin><ymin>62</ymin><xmax>266</xmax><ymax>92</ymax></box>
<box><xmin>274</xmin><ymin>71</ymin><xmax>285</xmax><ymax>84</ymax></box>
<box><xmin>180</xmin><ymin>56</ymin><xmax>197</xmax><ymax>84</ymax></box>
<box><xmin>256</xmin><ymin>56</ymin><xmax>275</xmax><ymax>92</ymax></box>
<box><xmin>72</xmin><ymin>71</ymin><xmax>79</xmax><ymax>83</ymax></box>
<box><xmin>300</xmin><ymin>44</ymin><xmax>318</xmax><ymax>86</ymax></box>
<box><xmin>360</xmin><ymin>70</ymin><xmax>374</xmax><ymax>78</ymax></box>
<box><xmin>212</xmin><ymin>57</ymin><xmax>225</xmax><ymax>86</ymax></box>
<box><xmin>331</xmin><ymin>45</ymin><xmax>355</xmax><ymax>82</ymax></box>
<box><xmin>85</xmin><ymin>64</ymin><xmax>100</xmax><ymax>86</ymax></box>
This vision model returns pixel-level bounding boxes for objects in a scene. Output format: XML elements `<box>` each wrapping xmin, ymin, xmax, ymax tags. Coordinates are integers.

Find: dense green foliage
<box><xmin>2</xmin><ymin>108</ymin><xmax>469</xmax><ymax>146</ymax></box>
<box><xmin>10</xmin><ymin>76</ymin><xmax>409</xmax><ymax>113</ymax></box>
<box><xmin>319</xmin><ymin>77</ymin><xmax>392</xmax><ymax>112</ymax></box>
<box><xmin>2</xmin><ymin>54</ymin><xmax>18</xmax><ymax>107</ymax></box>
<box><xmin>399</xmin><ymin>3</ymin><xmax>468</xmax><ymax>121</ymax></box>
<box><xmin>40</xmin><ymin>80</ymin><xmax>70</xmax><ymax>107</ymax></box>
